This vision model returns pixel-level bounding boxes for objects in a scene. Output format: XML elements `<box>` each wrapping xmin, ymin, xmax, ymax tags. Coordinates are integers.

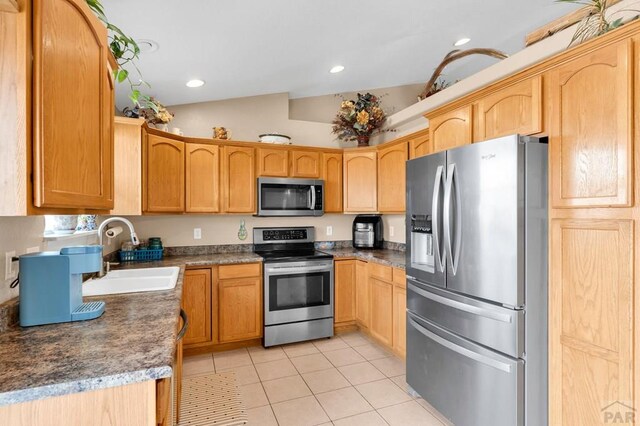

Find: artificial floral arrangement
<box><xmin>139</xmin><ymin>98</ymin><xmax>174</xmax><ymax>125</ymax></box>
<box><xmin>556</xmin><ymin>0</ymin><xmax>634</xmax><ymax>46</ymax></box>
<box><xmin>332</xmin><ymin>93</ymin><xmax>387</xmax><ymax>146</ymax></box>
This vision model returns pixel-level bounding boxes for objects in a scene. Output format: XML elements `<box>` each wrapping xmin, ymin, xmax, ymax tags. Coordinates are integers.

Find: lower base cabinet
<box><xmin>355</xmin><ymin>260</ymin><xmax>370</xmax><ymax>329</ymax></box>
<box><xmin>219</xmin><ymin>275</ymin><xmax>262</xmax><ymax>343</ymax></box>
<box><xmin>369</xmin><ymin>278</ymin><xmax>394</xmax><ymax>347</ymax></box>
<box><xmin>335</xmin><ymin>260</ymin><xmax>356</xmax><ymax>327</ymax></box>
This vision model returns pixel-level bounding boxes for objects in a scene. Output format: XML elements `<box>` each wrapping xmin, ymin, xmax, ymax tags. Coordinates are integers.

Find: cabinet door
<box><xmin>111</xmin><ymin>118</ymin><xmax>144</xmax><ymax>215</ymax></box>
<box><xmin>428</xmin><ymin>105</ymin><xmax>473</xmax><ymax>153</ymax></box>
<box><xmin>549</xmin><ymin>219</ymin><xmax>633</xmax><ymax>425</ymax></box>
<box><xmin>32</xmin><ymin>0</ymin><xmax>113</xmax><ymax>209</ymax></box>
<box><xmin>321</xmin><ymin>152</ymin><xmax>343</xmax><ymax>213</ymax></box>
<box><xmin>377</xmin><ymin>142</ymin><xmax>408</xmax><ymax>213</ymax></box>
<box><xmin>335</xmin><ymin>260</ymin><xmax>356</xmax><ymax>324</ymax></box>
<box><xmin>355</xmin><ymin>261</ymin><xmax>370</xmax><ymax>328</ymax></box>
<box><xmin>392</xmin><ymin>285</ymin><xmax>406</xmax><ymax>358</ymax></box>
<box><xmin>547</xmin><ymin>40</ymin><xmax>632</xmax><ymax>208</ymax></box>
<box><xmin>221</xmin><ymin>146</ymin><xmax>256</xmax><ymax>213</ymax></box>
<box><xmin>257</xmin><ymin>147</ymin><xmax>289</xmax><ymax>177</ymax></box>
<box><xmin>144</xmin><ymin>134</ymin><xmax>185</xmax><ymax>213</ymax></box>
<box><xmin>369</xmin><ymin>277</ymin><xmax>393</xmax><ymax>347</ymax></box>
<box><xmin>409</xmin><ymin>132</ymin><xmax>431</xmax><ymax>159</ymax></box>
<box><xmin>219</xmin><ymin>277</ymin><xmax>262</xmax><ymax>343</ymax></box>
<box><xmin>476</xmin><ymin>76</ymin><xmax>542</xmax><ymax>141</ymax></box>
<box><xmin>344</xmin><ymin>151</ymin><xmax>377</xmax><ymax>212</ymax></box>
<box><xmin>290</xmin><ymin>150</ymin><xmax>321</xmax><ymax>178</ymax></box>
<box><xmin>186</xmin><ymin>144</ymin><xmax>219</xmax><ymax>213</ymax></box>
<box><xmin>182</xmin><ymin>269</ymin><xmax>212</xmax><ymax>346</ymax></box>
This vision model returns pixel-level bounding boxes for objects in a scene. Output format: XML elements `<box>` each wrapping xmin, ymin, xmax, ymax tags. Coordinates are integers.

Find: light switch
<box><xmin>194</xmin><ymin>228</ymin><xmax>202</xmax><ymax>240</ymax></box>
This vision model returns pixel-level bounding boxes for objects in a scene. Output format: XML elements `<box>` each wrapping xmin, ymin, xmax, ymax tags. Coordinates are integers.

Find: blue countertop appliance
<box><xmin>19</xmin><ymin>245</ymin><xmax>105</xmax><ymax>327</ymax></box>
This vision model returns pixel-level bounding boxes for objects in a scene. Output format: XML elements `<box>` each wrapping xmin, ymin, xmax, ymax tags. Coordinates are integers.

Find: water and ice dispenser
<box><xmin>410</xmin><ymin>214</ymin><xmax>434</xmax><ymax>273</ymax></box>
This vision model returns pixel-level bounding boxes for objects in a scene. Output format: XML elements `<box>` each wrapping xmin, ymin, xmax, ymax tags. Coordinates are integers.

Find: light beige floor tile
<box><xmin>213</xmin><ymin>348</ymin><xmax>252</xmax><ymax>370</ymax></box>
<box><xmin>282</xmin><ymin>341</ymin><xmax>321</xmax><ymax>358</ymax></box>
<box><xmin>313</xmin><ymin>336</ymin><xmax>349</xmax><ymax>352</ymax></box>
<box><xmin>246</xmin><ymin>404</ymin><xmax>279</xmax><ymax>426</ymax></box>
<box><xmin>217</xmin><ymin>364</ymin><xmax>260</xmax><ymax>385</ymax></box>
<box><xmin>315</xmin><ymin>387</ymin><xmax>373</xmax><ymax>420</ymax></box>
<box><xmin>262</xmin><ymin>375</ymin><xmax>312</xmax><ymax>404</ymax></box>
<box><xmin>182</xmin><ymin>354</ymin><xmax>214</xmax><ymax>376</ymax></box>
<box><xmin>333</xmin><ymin>410</ymin><xmax>388</xmax><ymax>426</ymax></box>
<box><xmin>248</xmin><ymin>345</ymin><xmax>288</xmax><ymax>364</ymax></box>
<box><xmin>255</xmin><ymin>358</ymin><xmax>299</xmax><ymax>381</ymax></box>
<box><xmin>302</xmin><ymin>368</ymin><xmax>351</xmax><ymax>394</ymax></box>
<box><xmin>324</xmin><ymin>347</ymin><xmax>367</xmax><ymax>367</ymax></box>
<box><xmin>355</xmin><ymin>378</ymin><xmax>412</xmax><ymax>408</ymax></box>
<box><xmin>353</xmin><ymin>343</ymin><xmax>393</xmax><ymax>361</ymax></box>
<box><xmin>416</xmin><ymin>398</ymin><xmax>453</xmax><ymax>426</ymax></box>
<box><xmin>390</xmin><ymin>374</ymin><xmax>414</xmax><ymax>396</ymax></box>
<box><xmin>339</xmin><ymin>333</ymin><xmax>371</xmax><ymax>348</ymax></box>
<box><xmin>378</xmin><ymin>400</ymin><xmax>444</xmax><ymax>426</ymax></box>
<box><xmin>338</xmin><ymin>361</ymin><xmax>385</xmax><ymax>385</ymax></box>
<box><xmin>290</xmin><ymin>353</ymin><xmax>333</xmax><ymax>373</ymax></box>
<box><xmin>370</xmin><ymin>356</ymin><xmax>406</xmax><ymax>377</ymax></box>
<box><xmin>239</xmin><ymin>382</ymin><xmax>269</xmax><ymax>409</ymax></box>
<box><xmin>271</xmin><ymin>395</ymin><xmax>330</xmax><ymax>426</ymax></box>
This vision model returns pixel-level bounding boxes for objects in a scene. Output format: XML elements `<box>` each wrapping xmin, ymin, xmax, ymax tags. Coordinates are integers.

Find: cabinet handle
<box><xmin>177</xmin><ymin>308</ymin><xmax>189</xmax><ymax>342</ymax></box>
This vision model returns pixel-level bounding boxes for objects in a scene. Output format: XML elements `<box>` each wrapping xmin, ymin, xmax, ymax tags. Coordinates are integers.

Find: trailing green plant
<box><xmin>85</xmin><ymin>0</ymin><xmax>157</xmax><ymax>112</ymax></box>
<box><xmin>556</xmin><ymin>0</ymin><xmax>627</xmax><ymax>46</ymax></box>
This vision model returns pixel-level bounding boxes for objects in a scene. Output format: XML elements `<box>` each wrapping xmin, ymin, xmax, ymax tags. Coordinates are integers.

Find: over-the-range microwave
<box><xmin>257</xmin><ymin>177</ymin><xmax>324</xmax><ymax>217</ymax></box>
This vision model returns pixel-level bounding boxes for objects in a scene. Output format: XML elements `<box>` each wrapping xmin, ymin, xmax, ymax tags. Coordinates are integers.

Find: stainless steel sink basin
<box><xmin>83</xmin><ymin>267</ymin><xmax>179</xmax><ymax>296</ymax></box>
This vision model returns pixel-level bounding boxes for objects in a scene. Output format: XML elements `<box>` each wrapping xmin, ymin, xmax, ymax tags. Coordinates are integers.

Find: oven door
<box><xmin>258</xmin><ymin>177</ymin><xmax>324</xmax><ymax>216</ymax></box>
<box><xmin>264</xmin><ymin>260</ymin><xmax>334</xmax><ymax>325</ymax></box>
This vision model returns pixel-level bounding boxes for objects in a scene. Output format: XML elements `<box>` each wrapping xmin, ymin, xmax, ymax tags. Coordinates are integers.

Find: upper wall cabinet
<box><xmin>428</xmin><ymin>105</ymin><xmax>473</xmax><ymax>153</ymax></box>
<box><xmin>290</xmin><ymin>150</ymin><xmax>321</xmax><ymax>178</ymax></box>
<box><xmin>186</xmin><ymin>144</ymin><xmax>220</xmax><ymax>213</ymax></box>
<box><xmin>111</xmin><ymin>117</ymin><xmax>144</xmax><ymax>216</ymax></box>
<box><xmin>257</xmin><ymin>147</ymin><xmax>289</xmax><ymax>177</ymax></box>
<box><xmin>377</xmin><ymin>142</ymin><xmax>408</xmax><ymax>213</ymax></box>
<box><xmin>547</xmin><ymin>40</ymin><xmax>633</xmax><ymax>208</ymax></box>
<box><xmin>343</xmin><ymin>151</ymin><xmax>377</xmax><ymax>212</ymax></box>
<box><xmin>143</xmin><ymin>134</ymin><xmax>185</xmax><ymax>213</ymax></box>
<box><xmin>32</xmin><ymin>0</ymin><xmax>113</xmax><ymax>209</ymax></box>
<box><xmin>221</xmin><ymin>145</ymin><xmax>256</xmax><ymax>213</ymax></box>
<box><xmin>409</xmin><ymin>130</ymin><xmax>431</xmax><ymax>159</ymax></box>
<box><xmin>476</xmin><ymin>76</ymin><xmax>543</xmax><ymax>141</ymax></box>
<box><xmin>321</xmin><ymin>152</ymin><xmax>343</xmax><ymax>213</ymax></box>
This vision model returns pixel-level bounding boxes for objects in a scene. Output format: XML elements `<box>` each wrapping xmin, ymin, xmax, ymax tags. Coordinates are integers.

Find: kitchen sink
<box><xmin>83</xmin><ymin>267</ymin><xmax>180</xmax><ymax>296</ymax></box>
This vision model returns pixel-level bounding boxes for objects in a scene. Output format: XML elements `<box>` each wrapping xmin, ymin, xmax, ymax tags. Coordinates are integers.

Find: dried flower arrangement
<box><xmin>139</xmin><ymin>98</ymin><xmax>174</xmax><ymax>125</ymax></box>
<box><xmin>332</xmin><ymin>93</ymin><xmax>387</xmax><ymax>146</ymax></box>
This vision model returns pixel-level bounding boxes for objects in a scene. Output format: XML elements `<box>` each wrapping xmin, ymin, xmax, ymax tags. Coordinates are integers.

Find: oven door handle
<box><xmin>266</xmin><ymin>265</ymin><xmax>332</xmax><ymax>274</ymax></box>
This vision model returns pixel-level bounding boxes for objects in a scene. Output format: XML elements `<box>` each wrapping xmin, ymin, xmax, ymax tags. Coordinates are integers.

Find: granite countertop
<box><xmin>114</xmin><ymin>252</ymin><xmax>264</xmax><ymax>270</ymax></box>
<box><xmin>320</xmin><ymin>247</ymin><xmax>406</xmax><ymax>269</ymax></box>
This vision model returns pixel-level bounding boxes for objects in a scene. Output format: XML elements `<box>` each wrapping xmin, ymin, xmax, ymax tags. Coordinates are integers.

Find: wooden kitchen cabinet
<box><xmin>408</xmin><ymin>130</ymin><xmax>431</xmax><ymax>159</ymax></box>
<box><xmin>343</xmin><ymin>151</ymin><xmax>377</xmax><ymax>212</ymax></box>
<box><xmin>369</xmin><ymin>277</ymin><xmax>394</xmax><ymax>347</ymax></box>
<box><xmin>392</xmin><ymin>268</ymin><xmax>406</xmax><ymax>358</ymax></box>
<box><xmin>355</xmin><ymin>260</ymin><xmax>370</xmax><ymax>329</ymax></box>
<box><xmin>377</xmin><ymin>141</ymin><xmax>408</xmax><ymax>213</ymax></box>
<box><xmin>182</xmin><ymin>269</ymin><xmax>213</xmax><ymax>346</ymax></box>
<box><xmin>428</xmin><ymin>105</ymin><xmax>473</xmax><ymax>153</ymax></box>
<box><xmin>186</xmin><ymin>144</ymin><xmax>220</xmax><ymax>213</ymax></box>
<box><xmin>110</xmin><ymin>117</ymin><xmax>144</xmax><ymax>215</ymax></box>
<box><xmin>257</xmin><ymin>147</ymin><xmax>289</xmax><ymax>177</ymax></box>
<box><xmin>321</xmin><ymin>152</ymin><xmax>343</xmax><ymax>213</ymax></box>
<box><xmin>547</xmin><ymin>40</ymin><xmax>632</xmax><ymax>208</ymax></box>
<box><xmin>221</xmin><ymin>145</ymin><xmax>256</xmax><ymax>213</ymax></box>
<box><xmin>218</xmin><ymin>263</ymin><xmax>262</xmax><ymax>343</ymax></box>
<box><xmin>334</xmin><ymin>260</ymin><xmax>356</xmax><ymax>326</ymax></box>
<box><xmin>143</xmin><ymin>134</ymin><xmax>185</xmax><ymax>213</ymax></box>
<box><xmin>32</xmin><ymin>0</ymin><xmax>114</xmax><ymax>209</ymax></box>
<box><xmin>290</xmin><ymin>150</ymin><xmax>321</xmax><ymax>178</ymax></box>
<box><xmin>476</xmin><ymin>76</ymin><xmax>542</xmax><ymax>141</ymax></box>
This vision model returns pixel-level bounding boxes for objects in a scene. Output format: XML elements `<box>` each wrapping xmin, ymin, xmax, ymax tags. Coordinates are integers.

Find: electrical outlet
<box><xmin>194</xmin><ymin>228</ymin><xmax>202</xmax><ymax>240</ymax></box>
<box><xmin>5</xmin><ymin>251</ymin><xmax>17</xmax><ymax>280</ymax></box>
<box><xmin>26</xmin><ymin>247</ymin><xmax>39</xmax><ymax>254</ymax></box>
<box><xmin>390</xmin><ymin>226</ymin><xmax>395</xmax><ymax>237</ymax></box>
<box><xmin>326</xmin><ymin>226</ymin><xmax>333</xmax><ymax>236</ymax></box>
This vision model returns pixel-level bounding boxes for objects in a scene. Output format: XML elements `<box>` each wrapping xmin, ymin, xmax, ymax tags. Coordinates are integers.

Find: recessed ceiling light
<box><xmin>329</xmin><ymin>65</ymin><xmax>345</xmax><ymax>74</ymax></box>
<box><xmin>186</xmin><ymin>79</ymin><xmax>205</xmax><ymax>88</ymax></box>
<box><xmin>454</xmin><ymin>37</ymin><xmax>471</xmax><ymax>47</ymax></box>
<box><xmin>136</xmin><ymin>39</ymin><xmax>159</xmax><ymax>53</ymax></box>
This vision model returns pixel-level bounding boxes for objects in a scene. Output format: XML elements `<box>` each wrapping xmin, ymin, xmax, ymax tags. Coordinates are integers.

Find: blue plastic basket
<box><xmin>118</xmin><ymin>249</ymin><xmax>164</xmax><ymax>262</ymax></box>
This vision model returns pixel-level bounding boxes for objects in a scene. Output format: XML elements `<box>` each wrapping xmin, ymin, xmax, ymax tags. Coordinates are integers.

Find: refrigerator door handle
<box><xmin>443</xmin><ymin>163</ymin><xmax>462</xmax><ymax>275</ymax></box>
<box><xmin>432</xmin><ymin>165</ymin><xmax>445</xmax><ymax>272</ymax></box>
<box><xmin>407</xmin><ymin>313</ymin><xmax>512</xmax><ymax>373</ymax></box>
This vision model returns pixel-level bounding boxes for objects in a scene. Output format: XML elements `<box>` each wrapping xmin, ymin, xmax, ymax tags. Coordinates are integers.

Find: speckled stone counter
<box><xmin>115</xmin><ymin>252</ymin><xmax>263</xmax><ymax>270</ymax></box>
<box><xmin>320</xmin><ymin>248</ymin><xmax>406</xmax><ymax>269</ymax></box>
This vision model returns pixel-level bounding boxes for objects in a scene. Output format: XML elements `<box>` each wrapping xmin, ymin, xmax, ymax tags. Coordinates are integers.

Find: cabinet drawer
<box><xmin>218</xmin><ymin>263</ymin><xmax>261</xmax><ymax>279</ymax></box>
<box><xmin>392</xmin><ymin>268</ymin><xmax>406</xmax><ymax>288</ymax></box>
<box><xmin>369</xmin><ymin>262</ymin><xmax>392</xmax><ymax>282</ymax></box>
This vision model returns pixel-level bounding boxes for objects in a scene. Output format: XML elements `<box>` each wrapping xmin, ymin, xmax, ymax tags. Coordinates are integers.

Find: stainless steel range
<box><xmin>254</xmin><ymin>227</ymin><xmax>334</xmax><ymax>347</ymax></box>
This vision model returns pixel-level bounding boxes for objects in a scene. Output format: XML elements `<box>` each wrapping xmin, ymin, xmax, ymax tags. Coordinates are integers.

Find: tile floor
<box><xmin>183</xmin><ymin>331</ymin><xmax>452</xmax><ymax>426</ymax></box>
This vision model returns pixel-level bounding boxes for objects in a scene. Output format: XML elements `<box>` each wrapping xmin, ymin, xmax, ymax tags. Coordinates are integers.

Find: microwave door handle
<box><xmin>310</xmin><ymin>185</ymin><xmax>316</xmax><ymax>209</ymax></box>
<box><xmin>432</xmin><ymin>165</ymin><xmax>445</xmax><ymax>272</ymax></box>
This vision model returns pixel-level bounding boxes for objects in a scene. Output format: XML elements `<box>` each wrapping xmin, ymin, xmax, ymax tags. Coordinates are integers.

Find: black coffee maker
<box><xmin>352</xmin><ymin>215</ymin><xmax>383</xmax><ymax>249</ymax></box>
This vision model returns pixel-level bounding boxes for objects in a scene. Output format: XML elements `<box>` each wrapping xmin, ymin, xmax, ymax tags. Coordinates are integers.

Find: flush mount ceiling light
<box><xmin>136</xmin><ymin>39</ymin><xmax>159</xmax><ymax>53</ymax></box>
<box><xmin>454</xmin><ymin>37</ymin><xmax>471</xmax><ymax>47</ymax></box>
<box><xmin>329</xmin><ymin>65</ymin><xmax>345</xmax><ymax>74</ymax></box>
<box><xmin>186</xmin><ymin>79</ymin><xmax>205</xmax><ymax>88</ymax></box>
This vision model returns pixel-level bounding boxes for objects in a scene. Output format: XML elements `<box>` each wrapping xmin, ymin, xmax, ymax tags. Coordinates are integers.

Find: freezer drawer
<box><xmin>407</xmin><ymin>312</ymin><xmax>524</xmax><ymax>426</ymax></box>
<box><xmin>407</xmin><ymin>278</ymin><xmax>524</xmax><ymax>357</ymax></box>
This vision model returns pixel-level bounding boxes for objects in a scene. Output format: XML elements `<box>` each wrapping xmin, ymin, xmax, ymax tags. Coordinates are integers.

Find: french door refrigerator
<box><xmin>405</xmin><ymin>134</ymin><xmax>548</xmax><ymax>426</ymax></box>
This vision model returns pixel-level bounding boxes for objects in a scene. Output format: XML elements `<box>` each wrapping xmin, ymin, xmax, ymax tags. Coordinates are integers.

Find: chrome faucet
<box><xmin>97</xmin><ymin>217</ymin><xmax>139</xmax><ymax>277</ymax></box>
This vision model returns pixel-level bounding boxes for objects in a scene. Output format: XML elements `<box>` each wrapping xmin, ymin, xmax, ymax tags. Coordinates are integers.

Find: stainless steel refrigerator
<box><xmin>405</xmin><ymin>134</ymin><xmax>548</xmax><ymax>426</ymax></box>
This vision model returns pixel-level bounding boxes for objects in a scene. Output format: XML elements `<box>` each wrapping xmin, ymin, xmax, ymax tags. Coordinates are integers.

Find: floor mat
<box><xmin>178</xmin><ymin>372</ymin><xmax>248</xmax><ymax>426</ymax></box>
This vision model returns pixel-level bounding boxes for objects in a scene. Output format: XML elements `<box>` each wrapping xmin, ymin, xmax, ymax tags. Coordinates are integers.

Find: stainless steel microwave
<box><xmin>257</xmin><ymin>177</ymin><xmax>324</xmax><ymax>217</ymax></box>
